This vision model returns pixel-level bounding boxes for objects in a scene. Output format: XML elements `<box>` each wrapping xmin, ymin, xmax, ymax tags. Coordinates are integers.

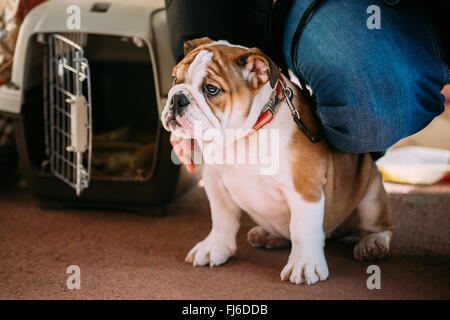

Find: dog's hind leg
<box><xmin>247</xmin><ymin>226</ymin><xmax>290</xmax><ymax>249</ymax></box>
<box><xmin>353</xmin><ymin>169</ymin><xmax>394</xmax><ymax>261</ymax></box>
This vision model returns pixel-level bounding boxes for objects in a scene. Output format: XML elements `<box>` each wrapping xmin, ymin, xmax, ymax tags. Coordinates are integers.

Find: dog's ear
<box><xmin>183</xmin><ymin>37</ymin><xmax>214</xmax><ymax>56</ymax></box>
<box><xmin>237</xmin><ymin>49</ymin><xmax>280</xmax><ymax>90</ymax></box>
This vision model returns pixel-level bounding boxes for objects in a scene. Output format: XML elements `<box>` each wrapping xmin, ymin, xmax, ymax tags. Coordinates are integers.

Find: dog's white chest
<box><xmin>220</xmin><ymin>168</ymin><xmax>291</xmax><ymax>238</ymax></box>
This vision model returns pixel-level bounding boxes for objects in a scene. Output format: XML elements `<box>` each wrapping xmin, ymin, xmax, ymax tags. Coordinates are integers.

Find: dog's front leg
<box><xmin>186</xmin><ymin>166</ymin><xmax>242</xmax><ymax>267</ymax></box>
<box><xmin>281</xmin><ymin>190</ymin><xmax>329</xmax><ymax>285</ymax></box>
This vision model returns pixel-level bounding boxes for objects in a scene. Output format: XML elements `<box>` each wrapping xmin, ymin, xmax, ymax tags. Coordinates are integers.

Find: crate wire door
<box><xmin>44</xmin><ymin>34</ymin><xmax>92</xmax><ymax>196</ymax></box>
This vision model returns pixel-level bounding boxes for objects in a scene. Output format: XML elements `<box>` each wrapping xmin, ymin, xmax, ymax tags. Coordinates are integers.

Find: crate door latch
<box><xmin>66</xmin><ymin>95</ymin><xmax>88</xmax><ymax>153</ymax></box>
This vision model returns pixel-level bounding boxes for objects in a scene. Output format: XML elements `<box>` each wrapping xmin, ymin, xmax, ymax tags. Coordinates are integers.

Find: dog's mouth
<box><xmin>164</xmin><ymin>94</ymin><xmax>191</xmax><ymax>132</ymax></box>
<box><xmin>166</xmin><ymin>114</ymin><xmax>179</xmax><ymax>131</ymax></box>
<box><xmin>163</xmin><ymin>111</ymin><xmax>194</xmax><ymax>139</ymax></box>
<box><xmin>166</xmin><ymin>112</ymin><xmax>189</xmax><ymax>130</ymax></box>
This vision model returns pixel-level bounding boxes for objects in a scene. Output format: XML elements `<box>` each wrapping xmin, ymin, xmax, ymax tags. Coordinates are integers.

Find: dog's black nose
<box><xmin>171</xmin><ymin>93</ymin><xmax>190</xmax><ymax>111</ymax></box>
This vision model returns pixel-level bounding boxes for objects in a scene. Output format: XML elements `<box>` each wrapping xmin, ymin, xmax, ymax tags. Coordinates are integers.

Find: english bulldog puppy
<box><xmin>161</xmin><ymin>37</ymin><xmax>393</xmax><ymax>285</ymax></box>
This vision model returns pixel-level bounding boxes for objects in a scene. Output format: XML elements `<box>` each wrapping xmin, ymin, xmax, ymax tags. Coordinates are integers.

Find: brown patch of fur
<box><xmin>288</xmin><ymin>85</ymin><xmax>392</xmax><ymax>234</ymax></box>
<box><xmin>289</xmin><ymin>86</ymin><xmax>329</xmax><ymax>203</ymax></box>
<box><xmin>362</xmin><ymin>168</ymin><xmax>394</xmax><ymax>232</ymax></box>
<box><xmin>323</xmin><ymin>152</ymin><xmax>377</xmax><ymax>232</ymax></box>
<box><xmin>183</xmin><ymin>37</ymin><xmax>213</xmax><ymax>56</ymax></box>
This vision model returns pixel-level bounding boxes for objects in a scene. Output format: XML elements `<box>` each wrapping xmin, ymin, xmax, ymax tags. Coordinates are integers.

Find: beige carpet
<box><xmin>0</xmin><ymin>186</ymin><xmax>449</xmax><ymax>300</ymax></box>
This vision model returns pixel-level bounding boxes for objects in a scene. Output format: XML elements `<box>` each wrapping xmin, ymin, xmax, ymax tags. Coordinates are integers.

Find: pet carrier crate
<box><xmin>0</xmin><ymin>0</ymin><xmax>197</xmax><ymax>214</ymax></box>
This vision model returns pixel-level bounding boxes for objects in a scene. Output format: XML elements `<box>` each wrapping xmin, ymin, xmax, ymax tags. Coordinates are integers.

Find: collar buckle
<box><xmin>262</xmin><ymin>90</ymin><xmax>279</xmax><ymax>114</ymax></box>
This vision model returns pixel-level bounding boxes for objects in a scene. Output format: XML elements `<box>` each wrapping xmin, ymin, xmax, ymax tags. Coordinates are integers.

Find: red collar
<box><xmin>252</xmin><ymin>75</ymin><xmax>287</xmax><ymax>130</ymax></box>
<box><xmin>251</xmin><ymin>75</ymin><xmax>323</xmax><ymax>143</ymax></box>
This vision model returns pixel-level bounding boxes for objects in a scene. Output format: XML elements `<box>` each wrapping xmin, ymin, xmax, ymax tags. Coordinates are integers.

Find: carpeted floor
<box><xmin>0</xmin><ymin>186</ymin><xmax>449</xmax><ymax>300</ymax></box>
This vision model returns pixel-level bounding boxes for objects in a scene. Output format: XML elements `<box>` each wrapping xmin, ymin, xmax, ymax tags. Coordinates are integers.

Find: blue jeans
<box><xmin>283</xmin><ymin>0</ymin><xmax>449</xmax><ymax>153</ymax></box>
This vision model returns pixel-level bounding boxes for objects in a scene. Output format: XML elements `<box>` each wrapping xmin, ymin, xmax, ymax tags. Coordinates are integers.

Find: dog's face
<box><xmin>161</xmin><ymin>38</ymin><xmax>279</xmax><ymax>141</ymax></box>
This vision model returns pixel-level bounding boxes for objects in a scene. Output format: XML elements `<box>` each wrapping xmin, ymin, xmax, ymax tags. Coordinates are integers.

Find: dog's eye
<box><xmin>204</xmin><ymin>84</ymin><xmax>220</xmax><ymax>97</ymax></box>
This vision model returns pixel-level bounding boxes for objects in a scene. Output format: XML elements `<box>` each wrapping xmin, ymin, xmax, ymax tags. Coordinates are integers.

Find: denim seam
<box><xmin>444</xmin><ymin>62</ymin><xmax>450</xmax><ymax>84</ymax></box>
<box><xmin>424</xmin><ymin>11</ymin><xmax>449</xmax><ymax>84</ymax></box>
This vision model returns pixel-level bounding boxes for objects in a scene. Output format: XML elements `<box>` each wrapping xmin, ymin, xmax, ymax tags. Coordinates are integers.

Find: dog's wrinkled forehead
<box><xmin>182</xmin><ymin>49</ymin><xmax>213</xmax><ymax>87</ymax></box>
<box><xmin>172</xmin><ymin>39</ymin><xmax>280</xmax><ymax>92</ymax></box>
<box><xmin>172</xmin><ymin>41</ymin><xmax>248</xmax><ymax>85</ymax></box>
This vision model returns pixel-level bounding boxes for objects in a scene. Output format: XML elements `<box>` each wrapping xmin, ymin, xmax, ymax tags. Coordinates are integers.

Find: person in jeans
<box><xmin>165</xmin><ymin>0</ymin><xmax>449</xmax><ymax>170</ymax></box>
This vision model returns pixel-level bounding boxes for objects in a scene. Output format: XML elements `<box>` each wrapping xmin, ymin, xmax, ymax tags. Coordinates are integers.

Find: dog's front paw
<box><xmin>280</xmin><ymin>250</ymin><xmax>329</xmax><ymax>285</ymax></box>
<box><xmin>185</xmin><ymin>236</ymin><xmax>236</xmax><ymax>267</ymax></box>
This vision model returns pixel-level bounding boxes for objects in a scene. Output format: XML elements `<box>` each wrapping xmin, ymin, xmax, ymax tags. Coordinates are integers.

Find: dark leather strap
<box><xmin>290</xmin><ymin>0</ymin><xmax>325</xmax><ymax>96</ymax></box>
<box><xmin>383</xmin><ymin>0</ymin><xmax>400</xmax><ymax>6</ymax></box>
<box><xmin>289</xmin><ymin>0</ymin><xmax>325</xmax><ymax>143</ymax></box>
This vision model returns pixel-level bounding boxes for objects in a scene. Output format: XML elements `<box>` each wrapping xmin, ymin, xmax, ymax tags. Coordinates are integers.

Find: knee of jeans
<box><xmin>316</xmin><ymin>70</ymin><xmax>445</xmax><ymax>154</ymax></box>
<box><xmin>317</xmin><ymin>104</ymin><xmax>391</xmax><ymax>154</ymax></box>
